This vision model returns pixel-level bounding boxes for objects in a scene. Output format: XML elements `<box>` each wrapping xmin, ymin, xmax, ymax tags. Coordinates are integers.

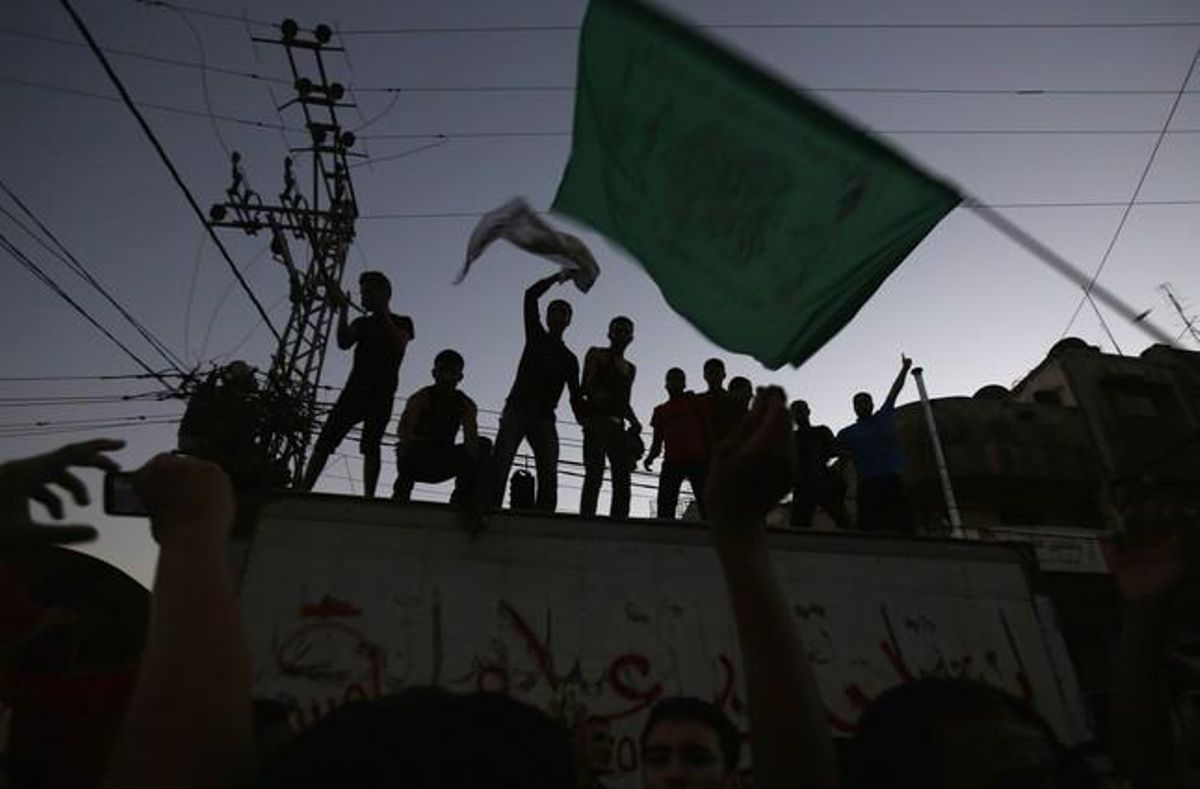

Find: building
<box><xmin>886</xmin><ymin>338</ymin><xmax>1199</xmax><ymax>769</ymax></box>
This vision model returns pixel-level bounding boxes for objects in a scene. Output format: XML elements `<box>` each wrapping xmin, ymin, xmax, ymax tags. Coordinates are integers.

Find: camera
<box><xmin>104</xmin><ymin>471</ymin><xmax>148</xmax><ymax>517</ymax></box>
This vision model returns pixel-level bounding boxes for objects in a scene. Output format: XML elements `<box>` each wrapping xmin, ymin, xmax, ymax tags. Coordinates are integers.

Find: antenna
<box><xmin>1158</xmin><ymin>283</ymin><xmax>1200</xmax><ymax>347</ymax></box>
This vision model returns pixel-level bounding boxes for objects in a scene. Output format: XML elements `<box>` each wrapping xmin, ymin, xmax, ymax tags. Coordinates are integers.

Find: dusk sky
<box><xmin>3</xmin><ymin>0</ymin><xmax>1198</xmax><ymax>586</ymax></box>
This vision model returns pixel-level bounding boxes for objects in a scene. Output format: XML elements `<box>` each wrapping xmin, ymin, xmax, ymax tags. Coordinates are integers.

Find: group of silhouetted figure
<box><xmin>2</xmin><ymin>406</ymin><xmax>1185</xmax><ymax>787</ymax></box>
<box><xmin>301</xmin><ymin>270</ymin><xmax>918</xmax><ymax>532</ymax></box>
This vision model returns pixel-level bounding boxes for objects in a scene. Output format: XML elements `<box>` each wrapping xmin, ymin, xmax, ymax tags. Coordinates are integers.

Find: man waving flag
<box><xmin>552</xmin><ymin>0</ymin><xmax>961</xmax><ymax>369</ymax></box>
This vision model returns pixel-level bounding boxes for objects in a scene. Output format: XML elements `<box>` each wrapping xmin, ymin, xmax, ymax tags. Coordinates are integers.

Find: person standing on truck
<box><xmin>391</xmin><ymin>350</ymin><xmax>491</xmax><ymax>513</ymax></box>
<box><xmin>837</xmin><ymin>354</ymin><xmax>914</xmax><ymax>533</ymax></box>
<box><xmin>643</xmin><ymin>368</ymin><xmax>707</xmax><ymax>520</ymax></box>
<box><xmin>491</xmin><ymin>273</ymin><xmax>584</xmax><ymax>512</ymax></box>
<box><xmin>302</xmin><ymin>271</ymin><xmax>414</xmax><ymax>498</ymax></box>
<box><xmin>789</xmin><ymin>399</ymin><xmax>849</xmax><ymax>529</ymax></box>
<box><xmin>580</xmin><ymin>316</ymin><xmax>641</xmax><ymax>519</ymax></box>
<box><xmin>695</xmin><ymin>358</ymin><xmax>731</xmax><ymax>451</ymax></box>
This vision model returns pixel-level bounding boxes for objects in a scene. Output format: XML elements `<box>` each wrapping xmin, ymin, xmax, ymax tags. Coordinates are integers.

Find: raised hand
<box><xmin>0</xmin><ymin>438</ymin><xmax>124</xmax><ymax>548</ymax></box>
<box><xmin>704</xmin><ymin>386</ymin><xmax>793</xmax><ymax>531</ymax></box>
<box><xmin>133</xmin><ymin>453</ymin><xmax>235</xmax><ymax>548</ymax></box>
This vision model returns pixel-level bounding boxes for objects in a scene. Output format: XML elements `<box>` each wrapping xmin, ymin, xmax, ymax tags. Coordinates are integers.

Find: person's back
<box><xmin>259</xmin><ymin>688</ymin><xmax>575</xmax><ymax>789</ymax></box>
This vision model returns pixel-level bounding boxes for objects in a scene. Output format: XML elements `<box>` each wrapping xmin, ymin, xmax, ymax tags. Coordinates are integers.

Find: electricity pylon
<box><xmin>207</xmin><ymin>19</ymin><xmax>359</xmax><ymax>485</ymax></box>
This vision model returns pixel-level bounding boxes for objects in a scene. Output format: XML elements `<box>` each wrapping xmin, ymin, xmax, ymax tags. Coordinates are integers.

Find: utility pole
<box><xmin>208</xmin><ymin>19</ymin><xmax>359</xmax><ymax>485</ymax></box>
<box><xmin>1158</xmin><ymin>283</ymin><xmax>1200</xmax><ymax>347</ymax></box>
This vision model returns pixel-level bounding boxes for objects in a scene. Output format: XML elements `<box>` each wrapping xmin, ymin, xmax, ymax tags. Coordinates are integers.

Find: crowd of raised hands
<box><xmin>0</xmin><ymin>387</ymin><xmax>1191</xmax><ymax>788</ymax></box>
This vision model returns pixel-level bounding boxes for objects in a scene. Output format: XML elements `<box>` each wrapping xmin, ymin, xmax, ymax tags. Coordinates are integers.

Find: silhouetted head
<box><xmin>702</xmin><ymin>358</ymin><xmax>726</xmax><ymax>391</ymax></box>
<box><xmin>790</xmin><ymin>399</ymin><xmax>811</xmax><ymax>427</ymax></box>
<box><xmin>260</xmin><ymin>688</ymin><xmax>575</xmax><ymax>789</ymax></box>
<box><xmin>665</xmin><ymin>367</ymin><xmax>686</xmax><ymax>397</ymax></box>
<box><xmin>547</xmin><ymin>299</ymin><xmax>573</xmax><ymax>336</ymax></box>
<box><xmin>641</xmin><ymin>697</ymin><xmax>740</xmax><ymax>789</ymax></box>
<box><xmin>608</xmin><ymin>316</ymin><xmax>634</xmax><ymax>350</ymax></box>
<box><xmin>359</xmin><ymin>271</ymin><xmax>392</xmax><ymax>313</ymax></box>
<box><xmin>853</xmin><ymin>391</ymin><xmax>874</xmax><ymax>420</ymax></box>
<box><xmin>844</xmin><ymin>678</ymin><xmax>1096</xmax><ymax>789</ymax></box>
<box><xmin>728</xmin><ymin>377</ymin><xmax>752</xmax><ymax>409</ymax></box>
<box><xmin>432</xmin><ymin>349</ymin><xmax>464</xmax><ymax>387</ymax></box>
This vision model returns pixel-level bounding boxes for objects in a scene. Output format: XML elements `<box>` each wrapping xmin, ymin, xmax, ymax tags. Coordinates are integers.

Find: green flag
<box><xmin>552</xmin><ymin>0</ymin><xmax>961</xmax><ymax>369</ymax></box>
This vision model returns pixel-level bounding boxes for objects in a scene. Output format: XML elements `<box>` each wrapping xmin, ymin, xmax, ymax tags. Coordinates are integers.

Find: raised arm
<box><xmin>103</xmin><ymin>454</ymin><xmax>253</xmax><ymax>789</ymax></box>
<box><xmin>524</xmin><ymin>273</ymin><xmax>565</xmax><ymax>337</ymax></box>
<box><xmin>705</xmin><ymin>388</ymin><xmax>837</xmax><ymax>789</ymax></box>
<box><xmin>881</xmin><ymin>354</ymin><xmax>912</xmax><ymax>411</ymax></box>
<box><xmin>332</xmin><ymin>287</ymin><xmax>357</xmax><ymax>350</ymax></box>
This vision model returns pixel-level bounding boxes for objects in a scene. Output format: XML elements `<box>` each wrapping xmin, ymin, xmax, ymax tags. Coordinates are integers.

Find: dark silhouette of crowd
<box><xmin>293</xmin><ymin>271</ymin><xmax>931</xmax><ymax>532</ymax></box>
<box><xmin>0</xmin><ymin>389</ymin><xmax>1189</xmax><ymax>787</ymax></box>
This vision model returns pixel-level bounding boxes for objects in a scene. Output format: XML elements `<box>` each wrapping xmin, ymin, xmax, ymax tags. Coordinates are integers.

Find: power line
<box><xmin>1060</xmin><ymin>44</ymin><xmax>1200</xmax><ymax>339</ymax></box>
<box><xmin>0</xmin><ymin>229</ymin><xmax>171</xmax><ymax>385</ymax></box>
<box><xmin>11</xmin><ymin>29</ymin><xmax>1200</xmax><ymax>98</ymax></box>
<box><xmin>126</xmin><ymin>1</ymin><xmax>1200</xmax><ymax>33</ymax></box>
<box><xmin>0</xmin><ymin>177</ymin><xmax>189</xmax><ymax>375</ymax></box>
<box><xmin>0</xmin><ymin>392</ymin><xmax>172</xmax><ymax>408</ymax></box>
<box><xmin>335</xmin><ymin>21</ymin><xmax>1200</xmax><ymax>35</ymax></box>
<box><xmin>0</xmin><ymin>373</ymin><xmax>179</xmax><ymax>382</ymax></box>
<box><xmin>12</xmin><ymin>76</ymin><xmax>1200</xmax><ymax>143</ymax></box>
<box><xmin>357</xmin><ymin>197</ymin><xmax>1200</xmax><ymax>222</ymax></box>
<box><xmin>0</xmin><ymin>28</ymin><xmax>293</xmax><ymax>86</ymax></box>
<box><xmin>57</xmin><ymin>0</ymin><xmax>284</xmax><ymax>343</ymax></box>
<box><xmin>132</xmin><ymin>0</ymin><xmax>275</xmax><ymax>29</ymax></box>
<box><xmin>354</xmin><ymin>84</ymin><xmax>1200</xmax><ymax>97</ymax></box>
<box><xmin>1</xmin><ymin>77</ymin><xmax>300</xmax><ymax>134</ymax></box>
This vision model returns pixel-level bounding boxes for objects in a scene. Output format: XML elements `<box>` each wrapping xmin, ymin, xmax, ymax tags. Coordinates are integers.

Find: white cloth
<box><xmin>457</xmin><ymin>197</ymin><xmax>599</xmax><ymax>292</ymax></box>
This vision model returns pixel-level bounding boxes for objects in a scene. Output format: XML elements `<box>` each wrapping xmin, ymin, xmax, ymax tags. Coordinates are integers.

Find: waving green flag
<box><xmin>552</xmin><ymin>0</ymin><xmax>961</xmax><ymax>369</ymax></box>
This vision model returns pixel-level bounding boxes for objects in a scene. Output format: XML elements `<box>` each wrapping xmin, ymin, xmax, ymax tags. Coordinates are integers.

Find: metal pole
<box><xmin>910</xmin><ymin>367</ymin><xmax>968</xmax><ymax>538</ymax></box>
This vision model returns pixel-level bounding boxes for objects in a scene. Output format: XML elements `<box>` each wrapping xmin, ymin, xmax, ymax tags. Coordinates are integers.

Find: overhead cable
<box><xmin>0</xmin><ymin>229</ymin><xmax>169</xmax><ymax>384</ymax></box>
<box><xmin>1060</xmin><ymin>44</ymin><xmax>1200</xmax><ymax>338</ymax></box>
<box><xmin>0</xmin><ymin>177</ymin><xmax>190</xmax><ymax>374</ymax></box>
<box><xmin>58</xmin><ymin>0</ymin><xmax>283</xmax><ymax>342</ymax></box>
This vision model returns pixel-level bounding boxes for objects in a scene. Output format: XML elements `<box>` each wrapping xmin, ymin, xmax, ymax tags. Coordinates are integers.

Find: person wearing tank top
<box><xmin>579</xmin><ymin>316</ymin><xmax>642</xmax><ymax>519</ymax></box>
<box><xmin>392</xmin><ymin>350</ymin><xmax>492</xmax><ymax>511</ymax></box>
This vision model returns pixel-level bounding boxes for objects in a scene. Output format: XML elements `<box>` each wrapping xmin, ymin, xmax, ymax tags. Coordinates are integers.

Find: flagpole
<box><xmin>910</xmin><ymin>366</ymin><xmax>969</xmax><ymax>539</ymax></box>
<box><xmin>964</xmin><ymin>199</ymin><xmax>1175</xmax><ymax>346</ymax></box>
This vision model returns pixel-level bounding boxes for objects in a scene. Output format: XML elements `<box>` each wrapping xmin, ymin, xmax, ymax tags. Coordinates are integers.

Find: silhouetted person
<box><xmin>695</xmin><ymin>358</ymin><xmax>731</xmax><ymax>452</ymax></box>
<box><xmin>392</xmin><ymin>350</ymin><xmax>491</xmax><ymax>512</ymax></box>
<box><xmin>837</xmin><ymin>355</ymin><xmax>914</xmax><ymax>532</ymax></box>
<box><xmin>303</xmin><ymin>272</ymin><xmax>413</xmax><ymax>498</ymax></box>
<box><xmin>789</xmin><ymin>400</ymin><xmax>849</xmax><ymax>529</ymax></box>
<box><xmin>492</xmin><ymin>273</ymin><xmax>583</xmax><ymax>512</ymax></box>
<box><xmin>727</xmin><ymin>377</ymin><xmax>752</xmax><ymax>419</ymax></box>
<box><xmin>644</xmin><ymin>368</ymin><xmax>707</xmax><ymax>520</ymax></box>
<box><xmin>580</xmin><ymin>316</ymin><xmax>640</xmax><ymax>519</ymax></box>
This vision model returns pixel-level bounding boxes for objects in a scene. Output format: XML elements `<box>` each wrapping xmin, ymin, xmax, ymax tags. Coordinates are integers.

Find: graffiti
<box><xmin>298</xmin><ymin>594</ymin><xmax>362</xmax><ymax>619</ymax></box>
<box><xmin>261</xmin><ymin>590</ymin><xmax>1048</xmax><ymax>768</ymax></box>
